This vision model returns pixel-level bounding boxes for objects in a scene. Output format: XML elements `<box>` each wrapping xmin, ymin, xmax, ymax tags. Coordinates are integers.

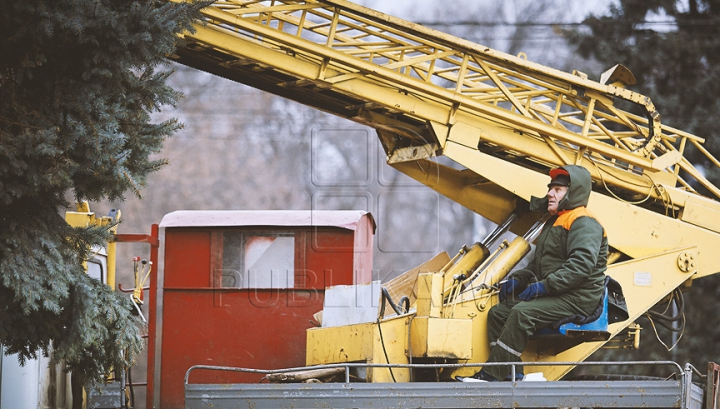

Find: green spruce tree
<box><xmin>565</xmin><ymin>0</ymin><xmax>720</xmax><ymax>374</ymax></box>
<box><xmin>0</xmin><ymin>0</ymin><xmax>203</xmax><ymax>386</ymax></box>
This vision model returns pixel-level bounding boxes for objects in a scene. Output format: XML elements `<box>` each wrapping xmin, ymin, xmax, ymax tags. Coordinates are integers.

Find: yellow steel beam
<box><xmin>442</xmin><ymin>140</ymin><xmax>720</xmax><ymax>255</ymax></box>
<box><xmin>65</xmin><ymin>204</ymin><xmax>119</xmax><ymax>289</ymax></box>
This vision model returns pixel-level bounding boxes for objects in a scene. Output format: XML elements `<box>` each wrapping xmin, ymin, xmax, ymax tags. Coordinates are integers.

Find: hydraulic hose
<box><xmin>379</xmin><ymin>287</ymin><xmax>410</xmax><ymax>318</ymax></box>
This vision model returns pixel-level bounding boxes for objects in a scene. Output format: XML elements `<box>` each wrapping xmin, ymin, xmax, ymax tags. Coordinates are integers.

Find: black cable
<box><xmin>379</xmin><ymin>287</ymin><xmax>410</xmax><ymax>318</ymax></box>
<box><xmin>647</xmin><ymin>316</ymin><xmax>685</xmax><ymax>332</ymax></box>
<box><xmin>645</xmin><ymin>289</ymin><xmax>684</xmax><ymax>321</ymax></box>
<box><xmin>648</xmin><ymin>289</ymin><xmax>684</xmax><ymax>322</ymax></box>
<box><xmin>643</xmin><ymin>289</ymin><xmax>685</xmax><ymax>332</ymax></box>
<box><xmin>376</xmin><ymin>318</ymin><xmax>397</xmax><ymax>382</ymax></box>
<box><xmin>399</xmin><ymin>296</ymin><xmax>410</xmax><ymax>314</ymax></box>
<box><xmin>376</xmin><ymin>286</ymin><xmax>412</xmax><ymax>382</ymax></box>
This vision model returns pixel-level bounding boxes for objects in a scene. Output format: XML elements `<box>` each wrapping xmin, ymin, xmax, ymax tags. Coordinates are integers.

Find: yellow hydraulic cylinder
<box><xmin>468</xmin><ymin>235</ymin><xmax>531</xmax><ymax>292</ymax></box>
<box><xmin>449</xmin><ymin>236</ymin><xmax>533</xmax><ymax>313</ymax></box>
<box><xmin>441</xmin><ymin>243</ymin><xmax>489</xmax><ymax>295</ymax></box>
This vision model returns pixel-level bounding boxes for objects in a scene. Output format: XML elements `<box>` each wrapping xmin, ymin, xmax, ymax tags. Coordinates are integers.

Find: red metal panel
<box><xmin>158</xmin><ymin>230</ymin><xmax>211</xmax><ymax>408</ymax></box>
<box><xmin>157</xmin><ymin>225</ymin><xmax>365</xmax><ymax>408</ymax></box>
<box><xmin>164</xmin><ymin>230</ymin><xmax>211</xmax><ymax>288</ymax></box>
<box><xmin>114</xmin><ymin>233</ymin><xmax>159</xmax><ymax>246</ymax></box>
<box><xmin>159</xmin><ymin>289</ymin><xmax>324</xmax><ymax>409</ymax></box>
<box><xmin>306</xmin><ymin>228</ymin><xmax>356</xmax><ymax>288</ymax></box>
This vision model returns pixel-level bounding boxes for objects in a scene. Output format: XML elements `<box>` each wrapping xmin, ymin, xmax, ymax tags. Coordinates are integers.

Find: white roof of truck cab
<box><xmin>159</xmin><ymin>210</ymin><xmax>375</xmax><ymax>232</ymax></box>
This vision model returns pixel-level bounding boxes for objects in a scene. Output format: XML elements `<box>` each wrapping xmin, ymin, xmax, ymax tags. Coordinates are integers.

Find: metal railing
<box><xmin>186</xmin><ymin>359</ymin><xmax>686</xmax><ymax>384</ymax></box>
<box><xmin>185</xmin><ymin>360</ymin><xmax>703</xmax><ymax>409</ymax></box>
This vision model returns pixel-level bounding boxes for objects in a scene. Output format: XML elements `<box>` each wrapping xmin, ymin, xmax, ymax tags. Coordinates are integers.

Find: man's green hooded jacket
<box><xmin>514</xmin><ymin>165</ymin><xmax>607</xmax><ymax>311</ymax></box>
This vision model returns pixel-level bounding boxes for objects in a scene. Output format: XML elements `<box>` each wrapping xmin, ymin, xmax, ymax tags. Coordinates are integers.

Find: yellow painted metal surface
<box><xmin>416</xmin><ymin>273</ymin><xmax>443</xmax><ymax>318</ymax></box>
<box><xmin>65</xmin><ymin>211</ymin><xmax>96</xmax><ymax>229</ymax></box>
<box><xmin>679</xmin><ymin>194</ymin><xmax>720</xmax><ymax>234</ymax></box>
<box><xmin>306</xmin><ymin>321</ymin><xmax>376</xmax><ymax>364</ymax></box>
<box><xmin>442</xmin><ymin>140</ymin><xmax>720</xmax><ymax>280</ymax></box>
<box><xmin>462</xmin><ymin>236</ymin><xmax>532</xmax><ymax>297</ymax></box>
<box><xmin>65</xmin><ymin>204</ymin><xmax>119</xmax><ymax>289</ymax></box>
<box><xmin>440</xmin><ymin>243</ymin><xmax>489</xmax><ymax>297</ymax></box>
<box><xmin>409</xmin><ymin>317</ymin><xmax>472</xmax><ymax>359</ymax></box>
<box><xmin>306</xmin><ymin>314</ymin><xmax>411</xmax><ymax>382</ymax></box>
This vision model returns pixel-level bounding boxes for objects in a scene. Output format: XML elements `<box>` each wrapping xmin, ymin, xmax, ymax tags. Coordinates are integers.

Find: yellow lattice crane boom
<box><xmin>172</xmin><ymin>1</ymin><xmax>718</xmax><ymax>196</ymax></box>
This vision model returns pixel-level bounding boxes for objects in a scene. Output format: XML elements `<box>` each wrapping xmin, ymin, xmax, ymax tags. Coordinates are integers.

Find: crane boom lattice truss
<box><xmin>172</xmin><ymin>0</ymin><xmax>720</xmax><ymax>203</ymax></box>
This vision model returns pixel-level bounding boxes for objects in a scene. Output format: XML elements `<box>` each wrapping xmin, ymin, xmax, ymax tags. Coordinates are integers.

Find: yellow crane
<box><xmin>169</xmin><ymin>0</ymin><xmax>720</xmax><ymax>406</ymax></box>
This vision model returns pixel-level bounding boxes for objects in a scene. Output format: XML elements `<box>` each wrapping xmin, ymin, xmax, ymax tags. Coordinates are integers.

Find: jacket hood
<box><xmin>529</xmin><ymin>165</ymin><xmax>592</xmax><ymax>212</ymax></box>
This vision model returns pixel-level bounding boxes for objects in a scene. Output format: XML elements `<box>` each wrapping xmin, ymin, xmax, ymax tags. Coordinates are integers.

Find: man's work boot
<box><xmin>455</xmin><ymin>369</ymin><xmax>499</xmax><ymax>382</ymax></box>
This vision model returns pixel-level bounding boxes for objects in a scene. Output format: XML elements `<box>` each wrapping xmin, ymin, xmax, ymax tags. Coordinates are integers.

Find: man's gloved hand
<box><xmin>499</xmin><ymin>279</ymin><xmax>519</xmax><ymax>302</ymax></box>
<box><xmin>518</xmin><ymin>282</ymin><xmax>547</xmax><ymax>301</ymax></box>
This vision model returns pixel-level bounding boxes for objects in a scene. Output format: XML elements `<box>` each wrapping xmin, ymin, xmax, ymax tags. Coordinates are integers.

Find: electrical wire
<box><xmin>645</xmin><ymin>313</ymin><xmax>685</xmax><ymax>351</ymax></box>
<box><xmin>379</xmin><ymin>287</ymin><xmax>410</xmax><ymax>318</ymax></box>
<box><xmin>642</xmin><ymin>289</ymin><xmax>686</xmax><ymax>351</ymax></box>
<box><xmin>376</xmin><ymin>318</ymin><xmax>397</xmax><ymax>382</ymax></box>
<box><xmin>654</xmin><ymin>184</ymin><xmax>677</xmax><ymax>218</ymax></box>
<box><xmin>588</xmin><ymin>156</ymin><xmax>657</xmax><ymax>205</ymax></box>
<box><xmin>587</xmin><ymin>149</ymin><xmax>683</xmax><ymax>220</ymax></box>
<box><xmin>645</xmin><ymin>289</ymin><xmax>685</xmax><ymax>328</ymax></box>
<box><xmin>376</xmin><ymin>287</ymin><xmax>413</xmax><ymax>383</ymax></box>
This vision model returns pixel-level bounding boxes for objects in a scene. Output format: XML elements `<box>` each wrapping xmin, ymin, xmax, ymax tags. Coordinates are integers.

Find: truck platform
<box><xmin>185</xmin><ymin>361</ymin><xmax>709</xmax><ymax>409</ymax></box>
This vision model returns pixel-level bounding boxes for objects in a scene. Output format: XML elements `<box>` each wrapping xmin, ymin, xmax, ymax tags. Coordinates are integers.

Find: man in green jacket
<box><xmin>469</xmin><ymin>164</ymin><xmax>608</xmax><ymax>382</ymax></box>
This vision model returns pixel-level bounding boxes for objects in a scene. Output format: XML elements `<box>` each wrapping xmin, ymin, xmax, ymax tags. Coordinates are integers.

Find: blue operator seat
<box><xmin>530</xmin><ymin>287</ymin><xmax>611</xmax><ymax>353</ymax></box>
